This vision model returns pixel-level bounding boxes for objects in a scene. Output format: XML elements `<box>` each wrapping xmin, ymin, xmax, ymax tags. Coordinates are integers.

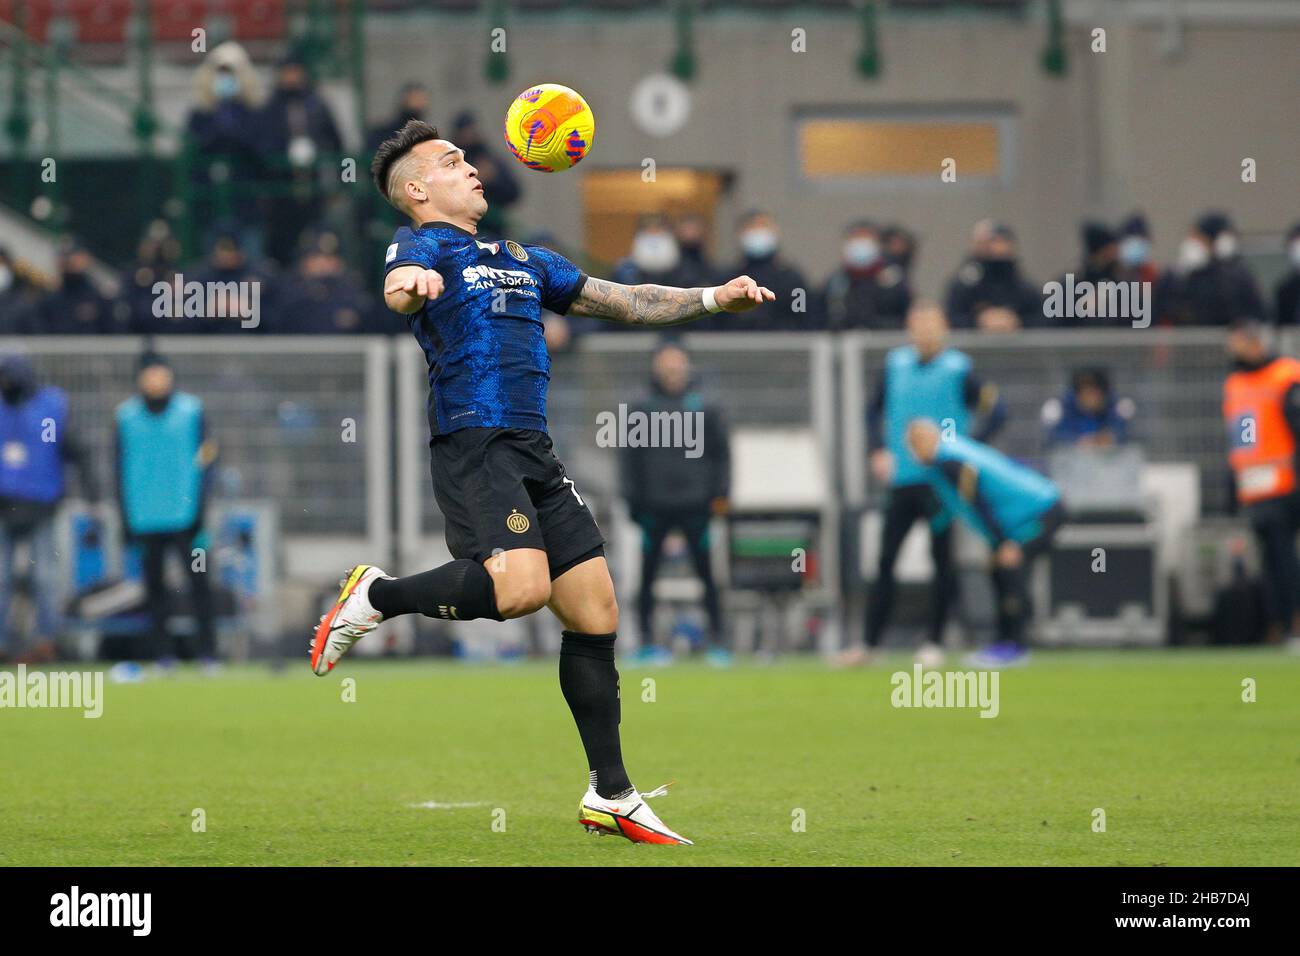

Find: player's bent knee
<box><xmin>495</xmin><ymin>577</ymin><xmax>552</xmax><ymax>619</ymax></box>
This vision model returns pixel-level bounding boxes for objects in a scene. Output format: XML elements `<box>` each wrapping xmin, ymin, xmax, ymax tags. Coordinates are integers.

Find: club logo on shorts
<box><xmin>504</xmin><ymin>240</ymin><xmax>529</xmax><ymax>262</ymax></box>
<box><xmin>506</xmin><ymin>509</ymin><xmax>530</xmax><ymax>533</ymax></box>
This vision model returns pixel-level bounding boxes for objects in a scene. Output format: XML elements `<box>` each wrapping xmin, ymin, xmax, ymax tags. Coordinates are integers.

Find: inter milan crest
<box><xmin>505</xmin><ymin>240</ymin><xmax>529</xmax><ymax>262</ymax></box>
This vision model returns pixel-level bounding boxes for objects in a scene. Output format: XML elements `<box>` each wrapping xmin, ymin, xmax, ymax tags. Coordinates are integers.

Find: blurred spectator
<box><xmin>451</xmin><ymin>111</ymin><xmax>521</xmax><ymax>236</ymax></box>
<box><xmin>1114</xmin><ymin>212</ymin><xmax>1176</xmax><ymax>325</ymax></box>
<box><xmin>115</xmin><ymin>351</ymin><xmax>217</xmax><ymax>663</ymax></box>
<box><xmin>259</xmin><ymin>54</ymin><xmax>344</xmax><ymax>266</ymax></box>
<box><xmin>1047</xmin><ymin>222</ymin><xmax>1120</xmax><ymax>328</ymax></box>
<box><xmin>1165</xmin><ymin>211</ymin><xmax>1267</xmax><ymax>325</ymax></box>
<box><xmin>281</xmin><ymin>229</ymin><xmax>395</xmax><ymax>334</ymax></box>
<box><xmin>185</xmin><ymin>41</ymin><xmax>266</xmax><ymax>258</ymax></box>
<box><xmin>367</xmin><ymin>83</ymin><xmax>431</xmax><ymax>155</ymax></box>
<box><xmin>1041</xmin><ymin>367</ymin><xmax>1135</xmax><ymax>448</ymax></box>
<box><xmin>619</xmin><ymin>340</ymin><xmax>730</xmax><ymax>661</ymax></box>
<box><xmin>40</xmin><ymin>239</ymin><xmax>124</xmax><ymax>334</ymax></box>
<box><xmin>1273</xmin><ymin>221</ymin><xmax>1300</xmax><ymax>326</ymax></box>
<box><xmin>0</xmin><ymin>247</ymin><xmax>42</xmax><ymax>335</ymax></box>
<box><xmin>188</xmin><ymin>225</ymin><xmax>280</xmax><ymax>334</ymax></box>
<box><xmin>1116</xmin><ymin>213</ymin><xmax>1155</xmax><ymax>282</ymax></box>
<box><xmin>819</xmin><ymin>220</ymin><xmax>911</xmax><ymax>331</ymax></box>
<box><xmin>945</xmin><ymin>220</ymin><xmax>1042</xmax><ymax>332</ymax></box>
<box><xmin>124</xmin><ymin>220</ymin><xmax>185</xmax><ymax>335</ymax></box>
<box><xmin>670</xmin><ymin>213</ymin><xmax>718</xmax><ymax>289</ymax></box>
<box><xmin>1222</xmin><ymin>321</ymin><xmax>1300</xmax><ymax>648</ymax></box>
<box><xmin>613</xmin><ymin>214</ymin><xmax>688</xmax><ymax>287</ymax></box>
<box><xmin>0</xmin><ymin>353</ymin><xmax>99</xmax><ymax>662</ymax></box>
<box><xmin>880</xmin><ymin>223</ymin><xmax>918</xmax><ymax>279</ymax></box>
<box><xmin>714</xmin><ymin>210</ymin><xmax>810</xmax><ymax>331</ymax></box>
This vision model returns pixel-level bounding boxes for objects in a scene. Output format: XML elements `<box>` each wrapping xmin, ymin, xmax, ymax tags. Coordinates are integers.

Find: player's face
<box><xmin>412</xmin><ymin>139</ymin><xmax>487</xmax><ymax>222</ymax></box>
<box><xmin>653</xmin><ymin>347</ymin><xmax>690</xmax><ymax>395</ymax></box>
<box><xmin>138</xmin><ymin>366</ymin><xmax>174</xmax><ymax>400</ymax></box>
<box><xmin>907</xmin><ymin>306</ymin><xmax>947</xmax><ymax>357</ymax></box>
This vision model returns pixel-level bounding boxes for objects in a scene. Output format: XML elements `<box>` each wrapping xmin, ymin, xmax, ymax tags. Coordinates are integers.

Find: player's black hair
<box><xmin>370</xmin><ymin>119</ymin><xmax>441</xmax><ymax>205</ymax></box>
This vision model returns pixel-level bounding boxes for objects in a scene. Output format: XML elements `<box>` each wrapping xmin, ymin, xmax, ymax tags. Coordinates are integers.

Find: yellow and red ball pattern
<box><xmin>503</xmin><ymin>84</ymin><xmax>595</xmax><ymax>173</ymax></box>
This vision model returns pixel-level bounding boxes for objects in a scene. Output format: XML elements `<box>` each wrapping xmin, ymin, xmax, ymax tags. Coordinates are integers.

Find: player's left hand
<box><xmin>715</xmin><ymin>275</ymin><xmax>776</xmax><ymax>313</ymax></box>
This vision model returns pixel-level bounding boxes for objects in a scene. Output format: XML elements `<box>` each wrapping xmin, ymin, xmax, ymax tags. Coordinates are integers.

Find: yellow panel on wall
<box><xmin>581</xmin><ymin>169</ymin><xmax>725</xmax><ymax>266</ymax></box>
<box><xmin>799</xmin><ymin>120</ymin><xmax>1001</xmax><ymax>178</ymax></box>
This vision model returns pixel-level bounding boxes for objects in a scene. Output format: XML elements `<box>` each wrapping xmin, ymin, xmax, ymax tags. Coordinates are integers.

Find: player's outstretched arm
<box><xmin>569</xmin><ymin>274</ymin><xmax>775</xmax><ymax>326</ymax></box>
<box><xmin>384</xmin><ymin>265</ymin><xmax>445</xmax><ymax>314</ymax></box>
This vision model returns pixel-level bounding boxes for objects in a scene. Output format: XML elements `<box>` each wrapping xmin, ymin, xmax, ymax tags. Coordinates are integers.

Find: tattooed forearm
<box><xmin>570</xmin><ymin>276</ymin><xmax>709</xmax><ymax>326</ymax></box>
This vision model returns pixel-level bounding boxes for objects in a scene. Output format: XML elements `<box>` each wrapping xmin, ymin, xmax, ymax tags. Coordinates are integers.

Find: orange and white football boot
<box><xmin>309</xmin><ymin>565</ymin><xmax>391</xmax><ymax>676</ymax></box>
<box><xmin>578</xmin><ymin>782</ymin><xmax>693</xmax><ymax>845</ymax></box>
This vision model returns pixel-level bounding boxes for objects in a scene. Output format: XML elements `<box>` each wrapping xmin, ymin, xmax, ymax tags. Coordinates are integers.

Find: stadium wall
<box><xmin>362</xmin><ymin>14</ymin><xmax>1300</xmax><ymax>296</ymax></box>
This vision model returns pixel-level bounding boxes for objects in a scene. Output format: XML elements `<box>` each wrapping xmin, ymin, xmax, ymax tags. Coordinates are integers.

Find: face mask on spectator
<box><xmin>740</xmin><ymin>228</ymin><xmax>778</xmax><ymax>260</ymax></box>
<box><xmin>1178</xmin><ymin>237</ymin><xmax>1210</xmax><ymax>272</ymax></box>
<box><xmin>1290</xmin><ymin>239</ymin><xmax>1300</xmax><ymax>269</ymax></box>
<box><xmin>1213</xmin><ymin>232</ymin><xmax>1238</xmax><ymax>259</ymax></box>
<box><xmin>843</xmin><ymin>237</ymin><xmax>880</xmax><ymax>269</ymax></box>
<box><xmin>1118</xmin><ymin>236</ymin><xmax>1150</xmax><ymax>268</ymax></box>
<box><xmin>213</xmin><ymin>72</ymin><xmax>240</xmax><ymax>100</ymax></box>
<box><xmin>630</xmin><ymin>232</ymin><xmax>680</xmax><ymax>274</ymax></box>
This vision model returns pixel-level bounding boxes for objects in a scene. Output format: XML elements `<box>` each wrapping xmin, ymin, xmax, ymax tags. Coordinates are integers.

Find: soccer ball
<box><xmin>503</xmin><ymin>84</ymin><xmax>595</xmax><ymax>173</ymax></box>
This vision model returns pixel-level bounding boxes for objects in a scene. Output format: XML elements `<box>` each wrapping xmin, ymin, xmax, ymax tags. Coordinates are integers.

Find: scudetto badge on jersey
<box><xmin>505</xmin><ymin>240</ymin><xmax>529</xmax><ymax>262</ymax></box>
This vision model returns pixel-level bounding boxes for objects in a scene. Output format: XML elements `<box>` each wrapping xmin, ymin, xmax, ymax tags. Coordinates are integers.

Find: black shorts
<box><xmin>430</xmin><ymin>427</ymin><xmax>605</xmax><ymax>579</ymax></box>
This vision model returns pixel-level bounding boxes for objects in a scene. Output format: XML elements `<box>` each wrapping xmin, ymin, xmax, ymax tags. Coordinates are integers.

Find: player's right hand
<box><xmin>397</xmin><ymin>268</ymin><xmax>444</xmax><ymax>302</ymax></box>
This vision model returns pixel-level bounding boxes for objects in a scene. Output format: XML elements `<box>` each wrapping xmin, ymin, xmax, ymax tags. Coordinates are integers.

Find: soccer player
<box><xmin>905</xmin><ymin>419</ymin><xmax>1064</xmax><ymax>668</ymax></box>
<box><xmin>309</xmin><ymin>120</ymin><xmax>774</xmax><ymax>845</ymax></box>
<box><xmin>839</xmin><ymin>302</ymin><xmax>1005</xmax><ymax>668</ymax></box>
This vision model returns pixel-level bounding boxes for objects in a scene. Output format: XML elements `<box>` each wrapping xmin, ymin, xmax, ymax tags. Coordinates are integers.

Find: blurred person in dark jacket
<box><xmin>0</xmin><ymin>247</ymin><xmax>42</xmax><ymax>335</ymax></box>
<box><xmin>880</xmin><ymin>223</ymin><xmax>918</xmax><ymax>279</ymax></box>
<box><xmin>450</xmin><ymin>111</ymin><xmax>521</xmax><ymax>236</ymax></box>
<box><xmin>188</xmin><ymin>224</ymin><xmax>280</xmax><ymax>334</ymax></box>
<box><xmin>0</xmin><ymin>352</ymin><xmax>100</xmax><ymax>662</ymax></box>
<box><xmin>367</xmin><ymin>83</ymin><xmax>431</xmax><ymax>155</ymax></box>
<box><xmin>945</xmin><ymin>220</ymin><xmax>1042</xmax><ymax>332</ymax></box>
<box><xmin>1273</xmin><ymin>221</ymin><xmax>1300</xmax><ymax>326</ymax></box>
<box><xmin>714</xmin><ymin>210</ymin><xmax>810</xmax><ymax>331</ymax></box>
<box><xmin>1114</xmin><ymin>212</ymin><xmax>1177</xmax><ymax>325</ymax></box>
<box><xmin>116</xmin><ymin>350</ymin><xmax>218</xmax><ymax>664</ymax></box>
<box><xmin>1041</xmin><ymin>367</ymin><xmax>1135</xmax><ymax>448</ymax></box>
<box><xmin>124</xmin><ymin>220</ymin><xmax>187</xmax><ymax>335</ymax></box>
<box><xmin>185</xmin><ymin>41</ymin><xmax>266</xmax><ymax>256</ymax></box>
<box><xmin>670</xmin><ymin>213</ymin><xmax>718</xmax><ymax>289</ymax></box>
<box><xmin>259</xmin><ymin>54</ymin><xmax>344</xmax><ymax>266</ymax></box>
<box><xmin>1046</xmin><ymin>222</ymin><xmax>1120</xmax><ymax>328</ymax></box>
<box><xmin>819</xmin><ymin>220</ymin><xmax>911</xmax><ymax>331</ymax></box>
<box><xmin>1166</xmin><ymin>211</ymin><xmax>1267</xmax><ymax>326</ymax></box>
<box><xmin>41</xmin><ymin>239</ymin><xmax>124</xmax><ymax>335</ymax></box>
<box><xmin>619</xmin><ymin>341</ymin><xmax>731</xmax><ymax>663</ymax></box>
<box><xmin>281</xmin><ymin>229</ymin><xmax>396</xmax><ymax>334</ymax></box>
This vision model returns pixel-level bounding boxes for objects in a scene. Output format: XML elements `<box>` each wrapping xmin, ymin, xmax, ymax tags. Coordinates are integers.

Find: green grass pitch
<box><xmin>2</xmin><ymin>650</ymin><xmax>1297</xmax><ymax>866</ymax></box>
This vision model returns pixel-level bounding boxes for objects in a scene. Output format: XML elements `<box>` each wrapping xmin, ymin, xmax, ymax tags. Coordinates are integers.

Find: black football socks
<box><xmin>559</xmin><ymin>631</ymin><xmax>633</xmax><ymax>799</ymax></box>
<box><xmin>367</xmin><ymin>559</ymin><xmax>503</xmax><ymax>622</ymax></box>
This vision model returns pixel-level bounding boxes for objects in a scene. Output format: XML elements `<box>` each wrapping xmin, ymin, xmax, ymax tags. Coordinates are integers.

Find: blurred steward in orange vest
<box><xmin>1223</xmin><ymin>320</ymin><xmax>1300</xmax><ymax>648</ymax></box>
